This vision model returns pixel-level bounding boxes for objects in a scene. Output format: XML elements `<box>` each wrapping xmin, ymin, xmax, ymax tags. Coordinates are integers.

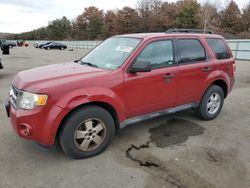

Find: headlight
<box><xmin>19</xmin><ymin>91</ymin><xmax>48</xmax><ymax>110</ymax></box>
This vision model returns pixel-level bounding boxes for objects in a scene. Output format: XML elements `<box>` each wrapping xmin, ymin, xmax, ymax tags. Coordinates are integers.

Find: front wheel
<box><xmin>59</xmin><ymin>105</ymin><xmax>115</xmax><ymax>159</ymax></box>
<box><xmin>46</xmin><ymin>47</ymin><xmax>50</xmax><ymax>50</ymax></box>
<box><xmin>196</xmin><ymin>85</ymin><xmax>224</xmax><ymax>120</ymax></box>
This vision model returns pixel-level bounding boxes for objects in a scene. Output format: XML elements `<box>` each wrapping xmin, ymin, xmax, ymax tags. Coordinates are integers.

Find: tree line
<box><xmin>9</xmin><ymin>0</ymin><xmax>250</xmax><ymax>40</ymax></box>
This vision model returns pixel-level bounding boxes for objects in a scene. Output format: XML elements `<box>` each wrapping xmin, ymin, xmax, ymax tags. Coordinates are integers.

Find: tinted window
<box><xmin>137</xmin><ymin>40</ymin><xmax>174</xmax><ymax>69</ymax></box>
<box><xmin>176</xmin><ymin>39</ymin><xmax>206</xmax><ymax>63</ymax></box>
<box><xmin>206</xmin><ymin>38</ymin><xmax>231</xmax><ymax>60</ymax></box>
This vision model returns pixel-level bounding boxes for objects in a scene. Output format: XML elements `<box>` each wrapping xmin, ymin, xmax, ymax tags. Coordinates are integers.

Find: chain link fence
<box><xmin>25</xmin><ymin>40</ymin><xmax>102</xmax><ymax>49</ymax></box>
<box><xmin>227</xmin><ymin>40</ymin><xmax>250</xmax><ymax>60</ymax></box>
<box><xmin>9</xmin><ymin>39</ymin><xmax>250</xmax><ymax>60</ymax></box>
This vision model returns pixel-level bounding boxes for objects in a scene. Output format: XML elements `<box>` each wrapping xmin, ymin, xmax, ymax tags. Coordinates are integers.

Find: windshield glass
<box><xmin>80</xmin><ymin>37</ymin><xmax>141</xmax><ymax>70</ymax></box>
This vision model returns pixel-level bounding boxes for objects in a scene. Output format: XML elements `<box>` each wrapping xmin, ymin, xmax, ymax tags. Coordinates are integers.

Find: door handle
<box><xmin>202</xmin><ymin>67</ymin><xmax>212</xmax><ymax>72</ymax></box>
<box><xmin>163</xmin><ymin>73</ymin><xmax>175</xmax><ymax>79</ymax></box>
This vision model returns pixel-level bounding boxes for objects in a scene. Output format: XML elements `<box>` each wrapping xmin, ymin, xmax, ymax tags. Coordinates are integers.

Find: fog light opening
<box><xmin>19</xmin><ymin>124</ymin><xmax>32</xmax><ymax>136</ymax></box>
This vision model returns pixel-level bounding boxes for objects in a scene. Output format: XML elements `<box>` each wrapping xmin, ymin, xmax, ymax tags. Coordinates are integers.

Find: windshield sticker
<box><xmin>116</xmin><ymin>46</ymin><xmax>133</xmax><ymax>53</ymax></box>
<box><xmin>104</xmin><ymin>63</ymin><xmax>116</xmax><ymax>69</ymax></box>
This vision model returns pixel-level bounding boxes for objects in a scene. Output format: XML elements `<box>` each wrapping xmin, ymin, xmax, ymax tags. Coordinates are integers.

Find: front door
<box><xmin>124</xmin><ymin>40</ymin><xmax>178</xmax><ymax>118</ymax></box>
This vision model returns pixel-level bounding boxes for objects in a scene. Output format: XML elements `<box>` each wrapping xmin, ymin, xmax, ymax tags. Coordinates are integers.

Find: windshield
<box><xmin>80</xmin><ymin>37</ymin><xmax>141</xmax><ymax>70</ymax></box>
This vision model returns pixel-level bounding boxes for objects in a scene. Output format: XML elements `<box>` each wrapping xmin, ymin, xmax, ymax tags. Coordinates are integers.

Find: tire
<box><xmin>59</xmin><ymin>105</ymin><xmax>115</xmax><ymax>159</ymax></box>
<box><xmin>196</xmin><ymin>85</ymin><xmax>224</xmax><ymax>120</ymax></box>
<box><xmin>60</xmin><ymin>47</ymin><xmax>64</xmax><ymax>50</ymax></box>
<box><xmin>46</xmin><ymin>47</ymin><xmax>50</xmax><ymax>50</ymax></box>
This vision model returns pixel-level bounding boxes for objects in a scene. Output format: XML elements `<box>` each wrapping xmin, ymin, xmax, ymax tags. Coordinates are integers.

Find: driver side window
<box><xmin>137</xmin><ymin>40</ymin><xmax>174</xmax><ymax>69</ymax></box>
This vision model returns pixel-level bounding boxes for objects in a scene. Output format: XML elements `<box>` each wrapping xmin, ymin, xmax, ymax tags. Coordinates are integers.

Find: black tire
<box><xmin>46</xmin><ymin>47</ymin><xmax>50</xmax><ymax>50</ymax></box>
<box><xmin>60</xmin><ymin>47</ymin><xmax>64</xmax><ymax>50</ymax></box>
<box><xmin>59</xmin><ymin>105</ymin><xmax>115</xmax><ymax>159</ymax></box>
<box><xmin>196</xmin><ymin>85</ymin><xmax>224</xmax><ymax>120</ymax></box>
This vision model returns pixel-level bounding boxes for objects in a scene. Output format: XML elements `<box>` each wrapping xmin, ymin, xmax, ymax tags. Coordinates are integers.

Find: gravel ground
<box><xmin>0</xmin><ymin>47</ymin><xmax>250</xmax><ymax>188</ymax></box>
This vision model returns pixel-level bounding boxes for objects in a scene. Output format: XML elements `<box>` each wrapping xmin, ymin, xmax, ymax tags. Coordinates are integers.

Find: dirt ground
<box><xmin>0</xmin><ymin>47</ymin><xmax>250</xmax><ymax>188</ymax></box>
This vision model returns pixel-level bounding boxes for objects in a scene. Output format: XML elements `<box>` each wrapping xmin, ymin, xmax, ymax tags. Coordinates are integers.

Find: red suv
<box><xmin>5</xmin><ymin>32</ymin><xmax>235</xmax><ymax>159</ymax></box>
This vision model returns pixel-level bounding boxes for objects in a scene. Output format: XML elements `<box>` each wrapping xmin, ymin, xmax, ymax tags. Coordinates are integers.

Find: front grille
<box><xmin>10</xmin><ymin>85</ymin><xmax>21</xmax><ymax>108</ymax></box>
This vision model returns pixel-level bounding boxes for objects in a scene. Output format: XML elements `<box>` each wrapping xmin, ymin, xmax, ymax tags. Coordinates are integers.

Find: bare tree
<box><xmin>137</xmin><ymin>0</ymin><xmax>152</xmax><ymax>32</ymax></box>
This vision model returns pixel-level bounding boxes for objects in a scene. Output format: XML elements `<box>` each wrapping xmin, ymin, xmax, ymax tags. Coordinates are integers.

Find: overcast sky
<box><xmin>0</xmin><ymin>0</ymin><xmax>249</xmax><ymax>33</ymax></box>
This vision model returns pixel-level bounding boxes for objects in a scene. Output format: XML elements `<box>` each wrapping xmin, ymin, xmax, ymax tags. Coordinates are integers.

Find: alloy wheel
<box><xmin>74</xmin><ymin>118</ymin><xmax>106</xmax><ymax>151</ymax></box>
<box><xmin>207</xmin><ymin>92</ymin><xmax>221</xmax><ymax>115</ymax></box>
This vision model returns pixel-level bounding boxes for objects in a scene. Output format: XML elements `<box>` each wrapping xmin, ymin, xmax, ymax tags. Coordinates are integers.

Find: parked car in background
<box><xmin>38</xmin><ymin>42</ymin><xmax>52</xmax><ymax>49</ymax></box>
<box><xmin>17</xmin><ymin>39</ymin><xmax>25</xmax><ymax>47</ymax></box>
<box><xmin>42</xmin><ymin>42</ymin><xmax>67</xmax><ymax>50</ymax></box>
<box><xmin>33</xmin><ymin>42</ymin><xmax>39</xmax><ymax>48</ymax></box>
<box><xmin>0</xmin><ymin>39</ymin><xmax>16</xmax><ymax>48</ymax></box>
<box><xmin>5</xmin><ymin>30</ymin><xmax>235</xmax><ymax>159</ymax></box>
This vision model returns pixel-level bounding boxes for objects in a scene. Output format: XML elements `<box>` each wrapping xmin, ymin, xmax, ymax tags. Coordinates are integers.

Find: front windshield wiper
<box><xmin>80</xmin><ymin>61</ymin><xmax>98</xmax><ymax>68</ymax></box>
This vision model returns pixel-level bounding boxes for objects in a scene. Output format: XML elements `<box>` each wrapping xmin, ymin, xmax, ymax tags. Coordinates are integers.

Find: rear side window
<box><xmin>176</xmin><ymin>39</ymin><xmax>206</xmax><ymax>64</ymax></box>
<box><xmin>206</xmin><ymin>38</ymin><xmax>231</xmax><ymax>60</ymax></box>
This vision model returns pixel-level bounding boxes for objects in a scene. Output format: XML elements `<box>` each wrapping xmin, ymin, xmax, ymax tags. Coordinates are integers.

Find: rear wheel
<box><xmin>60</xmin><ymin>47</ymin><xmax>64</xmax><ymax>50</ymax></box>
<box><xmin>59</xmin><ymin>105</ymin><xmax>115</xmax><ymax>159</ymax></box>
<box><xmin>46</xmin><ymin>47</ymin><xmax>50</xmax><ymax>50</ymax></box>
<box><xmin>196</xmin><ymin>85</ymin><xmax>224</xmax><ymax>120</ymax></box>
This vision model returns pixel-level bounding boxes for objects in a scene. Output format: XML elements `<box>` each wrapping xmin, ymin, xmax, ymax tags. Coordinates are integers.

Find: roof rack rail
<box><xmin>166</xmin><ymin>29</ymin><xmax>214</xmax><ymax>34</ymax></box>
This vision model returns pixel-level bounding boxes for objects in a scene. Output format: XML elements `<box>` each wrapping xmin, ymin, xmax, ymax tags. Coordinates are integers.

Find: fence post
<box><xmin>235</xmin><ymin>41</ymin><xmax>239</xmax><ymax>60</ymax></box>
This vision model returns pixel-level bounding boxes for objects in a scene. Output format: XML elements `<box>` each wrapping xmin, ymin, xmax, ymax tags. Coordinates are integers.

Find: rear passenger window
<box><xmin>176</xmin><ymin>39</ymin><xmax>206</xmax><ymax>64</ymax></box>
<box><xmin>206</xmin><ymin>38</ymin><xmax>231</xmax><ymax>60</ymax></box>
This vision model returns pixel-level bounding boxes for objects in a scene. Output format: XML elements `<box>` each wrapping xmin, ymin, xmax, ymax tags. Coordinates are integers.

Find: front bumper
<box><xmin>5</xmin><ymin>98</ymin><xmax>68</xmax><ymax>146</ymax></box>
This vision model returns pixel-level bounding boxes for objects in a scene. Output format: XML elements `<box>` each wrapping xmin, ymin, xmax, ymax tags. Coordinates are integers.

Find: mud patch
<box><xmin>126</xmin><ymin>147</ymin><xmax>216</xmax><ymax>188</ymax></box>
<box><xmin>149</xmin><ymin>118</ymin><xmax>205</xmax><ymax>148</ymax></box>
<box><xmin>206</xmin><ymin>148</ymin><xmax>221</xmax><ymax>163</ymax></box>
<box><xmin>143</xmin><ymin>159</ymin><xmax>216</xmax><ymax>188</ymax></box>
<box><xmin>126</xmin><ymin>142</ymin><xmax>159</xmax><ymax>167</ymax></box>
<box><xmin>125</xmin><ymin>118</ymin><xmax>214</xmax><ymax>187</ymax></box>
<box><xmin>126</xmin><ymin>118</ymin><xmax>204</xmax><ymax>168</ymax></box>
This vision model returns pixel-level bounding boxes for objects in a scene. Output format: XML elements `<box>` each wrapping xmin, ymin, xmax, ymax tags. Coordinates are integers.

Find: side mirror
<box><xmin>130</xmin><ymin>60</ymin><xmax>151</xmax><ymax>73</ymax></box>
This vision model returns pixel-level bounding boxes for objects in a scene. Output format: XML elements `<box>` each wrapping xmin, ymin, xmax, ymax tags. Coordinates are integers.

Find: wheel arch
<box><xmin>211</xmin><ymin>79</ymin><xmax>228</xmax><ymax>98</ymax></box>
<box><xmin>200</xmin><ymin>71</ymin><xmax>230</xmax><ymax>102</ymax></box>
<box><xmin>55</xmin><ymin>101</ymin><xmax>120</xmax><ymax>144</ymax></box>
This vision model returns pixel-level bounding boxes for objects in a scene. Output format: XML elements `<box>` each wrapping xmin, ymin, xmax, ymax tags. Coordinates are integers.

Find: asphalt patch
<box><xmin>149</xmin><ymin>118</ymin><xmax>205</xmax><ymax>148</ymax></box>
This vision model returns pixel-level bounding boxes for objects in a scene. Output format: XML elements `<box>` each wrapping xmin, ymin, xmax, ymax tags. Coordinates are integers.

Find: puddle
<box><xmin>149</xmin><ymin>118</ymin><xmax>205</xmax><ymax>148</ymax></box>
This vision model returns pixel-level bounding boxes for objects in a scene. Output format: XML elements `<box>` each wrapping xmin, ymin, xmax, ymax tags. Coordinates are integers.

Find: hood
<box><xmin>12</xmin><ymin>62</ymin><xmax>111</xmax><ymax>93</ymax></box>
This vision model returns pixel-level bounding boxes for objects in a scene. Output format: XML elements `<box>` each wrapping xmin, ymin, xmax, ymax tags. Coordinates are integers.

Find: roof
<box><xmin>115</xmin><ymin>32</ymin><xmax>222</xmax><ymax>40</ymax></box>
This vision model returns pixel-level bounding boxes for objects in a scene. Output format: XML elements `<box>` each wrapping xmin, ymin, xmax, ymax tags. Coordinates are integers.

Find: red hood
<box><xmin>12</xmin><ymin>62</ymin><xmax>111</xmax><ymax>93</ymax></box>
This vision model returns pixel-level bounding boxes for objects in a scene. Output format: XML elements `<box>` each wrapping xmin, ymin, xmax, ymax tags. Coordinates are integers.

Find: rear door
<box><xmin>53</xmin><ymin>43</ymin><xmax>58</xmax><ymax>49</ymax></box>
<box><xmin>175</xmin><ymin>37</ymin><xmax>213</xmax><ymax>106</ymax></box>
